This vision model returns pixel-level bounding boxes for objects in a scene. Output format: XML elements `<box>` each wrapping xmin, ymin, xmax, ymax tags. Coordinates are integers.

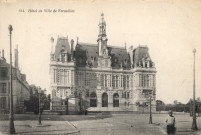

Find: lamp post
<box><xmin>38</xmin><ymin>87</ymin><xmax>42</xmax><ymax>125</ymax></box>
<box><xmin>79</xmin><ymin>92</ymin><xmax>83</xmax><ymax>115</ymax></box>
<box><xmin>66</xmin><ymin>97</ymin><xmax>69</xmax><ymax>115</ymax></box>
<box><xmin>8</xmin><ymin>25</ymin><xmax>15</xmax><ymax>134</ymax></box>
<box><xmin>149</xmin><ymin>96</ymin><xmax>152</xmax><ymax>124</ymax></box>
<box><xmin>192</xmin><ymin>49</ymin><xmax>197</xmax><ymax>130</ymax></box>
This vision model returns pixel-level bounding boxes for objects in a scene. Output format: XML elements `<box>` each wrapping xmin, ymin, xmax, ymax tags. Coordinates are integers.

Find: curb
<box><xmin>1</xmin><ymin>130</ymin><xmax>80</xmax><ymax>135</ymax></box>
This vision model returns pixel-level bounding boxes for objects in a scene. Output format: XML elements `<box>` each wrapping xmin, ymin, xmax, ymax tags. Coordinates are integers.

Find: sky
<box><xmin>0</xmin><ymin>0</ymin><xmax>201</xmax><ymax>104</ymax></box>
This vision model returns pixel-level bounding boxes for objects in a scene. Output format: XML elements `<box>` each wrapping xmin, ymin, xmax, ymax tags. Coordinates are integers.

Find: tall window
<box><xmin>107</xmin><ymin>75</ymin><xmax>110</xmax><ymax>87</ymax></box>
<box><xmin>0</xmin><ymin>97</ymin><xmax>6</xmax><ymax>109</ymax></box>
<box><xmin>53</xmin><ymin>69</ymin><xmax>56</xmax><ymax>83</ymax></box>
<box><xmin>153</xmin><ymin>75</ymin><xmax>155</xmax><ymax>87</ymax></box>
<box><xmin>126</xmin><ymin>75</ymin><xmax>129</xmax><ymax>88</ymax></box>
<box><xmin>110</xmin><ymin>75</ymin><xmax>112</xmax><ymax>87</ymax></box>
<box><xmin>85</xmin><ymin>73</ymin><xmax>89</xmax><ymax>86</ymax></box>
<box><xmin>127</xmin><ymin>92</ymin><xmax>130</xmax><ymax>99</ymax></box>
<box><xmin>112</xmin><ymin>75</ymin><xmax>115</xmax><ymax>87</ymax></box>
<box><xmin>0</xmin><ymin>83</ymin><xmax>6</xmax><ymax>93</ymax></box>
<box><xmin>64</xmin><ymin>70</ymin><xmax>67</xmax><ymax>84</ymax></box>
<box><xmin>101</xmin><ymin>74</ymin><xmax>104</xmax><ymax>87</ymax></box>
<box><xmin>57</xmin><ymin>69</ymin><xmax>60</xmax><ymax>84</ymax></box>
<box><xmin>105</xmin><ymin>74</ymin><xmax>107</xmax><ymax>87</ymax></box>
<box><xmin>121</xmin><ymin>75</ymin><xmax>123</xmax><ymax>88</ymax></box>
<box><xmin>139</xmin><ymin>74</ymin><xmax>141</xmax><ymax>87</ymax></box>
<box><xmin>116</xmin><ymin>75</ymin><xmax>118</xmax><ymax>88</ymax></box>
<box><xmin>60</xmin><ymin>69</ymin><xmax>64</xmax><ymax>84</ymax></box>
<box><xmin>146</xmin><ymin>75</ymin><xmax>149</xmax><ymax>87</ymax></box>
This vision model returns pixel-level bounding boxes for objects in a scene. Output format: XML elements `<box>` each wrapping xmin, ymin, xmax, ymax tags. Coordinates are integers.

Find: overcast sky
<box><xmin>0</xmin><ymin>0</ymin><xmax>201</xmax><ymax>104</ymax></box>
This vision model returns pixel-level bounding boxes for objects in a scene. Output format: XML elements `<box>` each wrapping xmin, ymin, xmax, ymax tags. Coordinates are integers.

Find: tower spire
<box><xmin>98</xmin><ymin>12</ymin><xmax>106</xmax><ymax>37</ymax></box>
<box><xmin>97</xmin><ymin>13</ymin><xmax>108</xmax><ymax>56</ymax></box>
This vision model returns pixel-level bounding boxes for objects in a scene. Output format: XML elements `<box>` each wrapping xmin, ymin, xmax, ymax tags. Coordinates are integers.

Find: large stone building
<box><xmin>0</xmin><ymin>47</ymin><xmax>30</xmax><ymax>114</ymax></box>
<box><xmin>49</xmin><ymin>13</ymin><xmax>157</xmax><ymax>113</ymax></box>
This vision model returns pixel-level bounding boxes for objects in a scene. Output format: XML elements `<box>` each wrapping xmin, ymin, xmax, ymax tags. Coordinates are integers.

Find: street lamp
<box><xmin>149</xmin><ymin>96</ymin><xmax>152</xmax><ymax>124</ymax></box>
<box><xmin>8</xmin><ymin>25</ymin><xmax>15</xmax><ymax>134</ymax></box>
<box><xmin>66</xmin><ymin>97</ymin><xmax>69</xmax><ymax>115</ymax></box>
<box><xmin>79</xmin><ymin>92</ymin><xmax>83</xmax><ymax>115</ymax></box>
<box><xmin>192</xmin><ymin>49</ymin><xmax>197</xmax><ymax>130</ymax></box>
<box><xmin>38</xmin><ymin>87</ymin><xmax>42</xmax><ymax>125</ymax></box>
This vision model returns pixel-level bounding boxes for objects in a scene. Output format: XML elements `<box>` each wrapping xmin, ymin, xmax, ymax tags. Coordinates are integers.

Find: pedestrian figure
<box><xmin>165</xmin><ymin>110</ymin><xmax>176</xmax><ymax>135</ymax></box>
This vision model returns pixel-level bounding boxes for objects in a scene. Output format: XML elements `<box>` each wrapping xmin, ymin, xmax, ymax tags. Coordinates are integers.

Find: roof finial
<box><xmin>125</xmin><ymin>42</ymin><xmax>127</xmax><ymax>50</ymax></box>
<box><xmin>50</xmin><ymin>37</ymin><xmax>54</xmax><ymax>43</ymax></box>
<box><xmin>101</xmin><ymin>12</ymin><xmax>104</xmax><ymax>16</ymax></box>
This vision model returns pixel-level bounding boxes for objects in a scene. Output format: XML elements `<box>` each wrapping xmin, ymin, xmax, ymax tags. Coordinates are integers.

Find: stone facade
<box><xmin>49</xmin><ymin>13</ymin><xmax>157</xmax><ymax>113</ymax></box>
<box><xmin>0</xmin><ymin>48</ymin><xmax>30</xmax><ymax>114</ymax></box>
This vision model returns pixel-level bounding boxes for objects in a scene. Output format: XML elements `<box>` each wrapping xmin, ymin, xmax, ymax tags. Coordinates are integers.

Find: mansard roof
<box><xmin>0</xmin><ymin>59</ymin><xmax>9</xmax><ymax>67</ymax></box>
<box><xmin>75</xmin><ymin>42</ymin><xmax>131</xmax><ymax>69</ymax></box>
<box><xmin>133</xmin><ymin>45</ymin><xmax>154</xmax><ymax>67</ymax></box>
<box><xmin>75</xmin><ymin>43</ymin><xmax>99</xmax><ymax>68</ymax></box>
<box><xmin>54</xmin><ymin>37</ymin><xmax>71</xmax><ymax>60</ymax></box>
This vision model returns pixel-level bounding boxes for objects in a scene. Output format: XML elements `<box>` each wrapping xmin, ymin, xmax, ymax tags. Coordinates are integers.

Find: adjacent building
<box><xmin>49</xmin><ymin>13</ymin><xmax>157</xmax><ymax>113</ymax></box>
<box><xmin>0</xmin><ymin>47</ymin><xmax>30</xmax><ymax>114</ymax></box>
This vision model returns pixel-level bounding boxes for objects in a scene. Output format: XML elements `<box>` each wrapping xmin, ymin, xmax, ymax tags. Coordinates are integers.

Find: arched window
<box><xmin>90</xmin><ymin>92</ymin><xmax>97</xmax><ymax>107</ymax></box>
<box><xmin>102</xmin><ymin>93</ymin><xmax>108</xmax><ymax>107</ymax></box>
<box><xmin>113</xmin><ymin>93</ymin><xmax>119</xmax><ymax>107</ymax></box>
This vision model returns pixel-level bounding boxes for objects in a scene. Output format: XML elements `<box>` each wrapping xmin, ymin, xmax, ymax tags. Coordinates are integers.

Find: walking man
<box><xmin>165</xmin><ymin>110</ymin><xmax>176</xmax><ymax>135</ymax></box>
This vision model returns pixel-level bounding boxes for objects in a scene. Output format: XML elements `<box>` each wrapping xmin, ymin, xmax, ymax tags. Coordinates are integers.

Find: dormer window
<box><xmin>115</xmin><ymin>58</ymin><xmax>117</xmax><ymax>63</ymax></box>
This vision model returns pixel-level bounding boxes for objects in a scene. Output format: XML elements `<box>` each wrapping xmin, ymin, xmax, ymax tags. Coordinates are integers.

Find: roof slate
<box><xmin>53</xmin><ymin>38</ymin><xmax>153</xmax><ymax>69</ymax></box>
<box><xmin>75</xmin><ymin>43</ymin><xmax>131</xmax><ymax>69</ymax></box>
<box><xmin>133</xmin><ymin>46</ymin><xmax>153</xmax><ymax>67</ymax></box>
<box><xmin>54</xmin><ymin>37</ymin><xmax>71</xmax><ymax>60</ymax></box>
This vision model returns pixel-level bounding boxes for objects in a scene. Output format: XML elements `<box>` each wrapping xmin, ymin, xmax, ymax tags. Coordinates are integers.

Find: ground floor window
<box><xmin>102</xmin><ymin>93</ymin><xmax>108</xmax><ymax>107</ymax></box>
<box><xmin>113</xmin><ymin>93</ymin><xmax>119</xmax><ymax>107</ymax></box>
<box><xmin>90</xmin><ymin>92</ymin><xmax>97</xmax><ymax>107</ymax></box>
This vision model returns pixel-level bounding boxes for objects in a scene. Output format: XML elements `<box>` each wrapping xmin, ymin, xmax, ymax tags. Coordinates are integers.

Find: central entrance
<box><xmin>102</xmin><ymin>93</ymin><xmax>108</xmax><ymax>107</ymax></box>
<box><xmin>113</xmin><ymin>93</ymin><xmax>119</xmax><ymax>107</ymax></box>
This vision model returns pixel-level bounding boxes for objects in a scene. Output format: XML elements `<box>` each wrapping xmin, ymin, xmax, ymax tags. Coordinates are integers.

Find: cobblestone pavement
<box><xmin>0</xmin><ymin>114</ymin><xmax>200</xmax><ymax>135</ymax></box>
<box><xmin>0</xmin><ymin>120</ymin><xmax>79</xmax><ymax>135</ymax></box>
<box><xmin>71</xmin><ymin>114</ymin><xmax>201</xmax><ymax>135</ymax></box>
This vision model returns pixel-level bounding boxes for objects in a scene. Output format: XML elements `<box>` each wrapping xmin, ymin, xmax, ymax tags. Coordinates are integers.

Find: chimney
<box><xmin>71</xmin><ymin>39</ymin><xmax>74</xmax><ymax>52</ymax></box>
<box><xmin>71</xmin><ymin>39</ymin><xmax>74</xmax><ymax>61</ymax></box>
<box><xmin>129</xmin><ymin>46</ymin><xmax>134</xmax><ymax>67</ymax></box>
<box><xmin>77</xmin><ymin>37</ymin><xmax>79</xmax><ymax>45</ymax></box>
<box><xmin>1</xmin><ymin>50</ymin><xmax>6</xmax><ymax>61</ymax></box>
<box><xmin>50</xmin><ymin>37</ymin><xmax>54</xmax><ymax>54</ymax></box>
<box><xmin>14</xmin><ymin>45</ymin><xmax>19</xmax><ymax>68</ymax></box>
<box><xmin>2</xmin><ymin>50</ymin><xmax>4</xmax><ymax>58</ymax></box>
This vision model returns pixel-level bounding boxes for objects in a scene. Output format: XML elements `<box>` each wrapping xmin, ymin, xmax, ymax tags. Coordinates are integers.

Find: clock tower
<box><xmin>97</xmin><ymin>13</ymin><xmax>108</xmax><ymax>57</ymax></box>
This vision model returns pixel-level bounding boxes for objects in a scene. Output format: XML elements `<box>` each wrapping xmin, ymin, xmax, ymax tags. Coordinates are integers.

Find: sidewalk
<box><xmin>0</xmin><ymin>120</ymin><xmax>79</xmax><ymax>135</ymax></box>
